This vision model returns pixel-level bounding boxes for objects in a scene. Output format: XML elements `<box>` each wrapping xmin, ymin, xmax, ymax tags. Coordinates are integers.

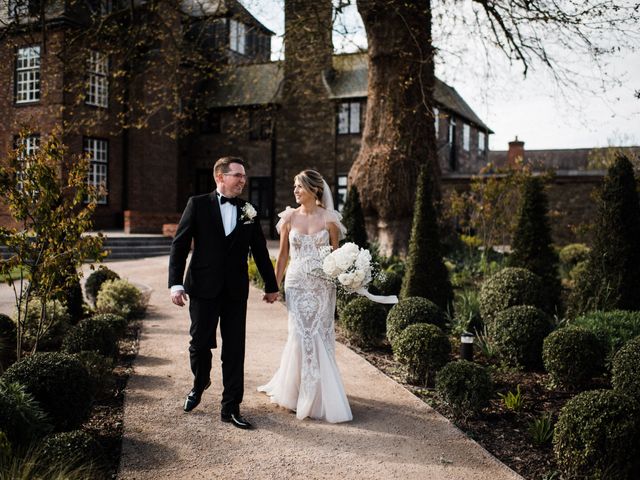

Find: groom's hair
<box><xmin>214</xmin><ymin>156</ymin><xmax>245</xmax><ymax>176</ymax></box>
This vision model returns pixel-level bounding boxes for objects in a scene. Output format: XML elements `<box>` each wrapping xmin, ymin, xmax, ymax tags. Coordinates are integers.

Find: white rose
<box><xmin>338</xmin><ymin>272</ymin><xmax>353</xmax><ymax>287</ymax></box>
<box><xmin>323</xmin><ymin>255</ymin><xmax>341</xmax><ymax>277</ymax></box>
<box><xmin>242</xmin><ymin>203</ymin><xmax>257</xmax><ymax>220</ymax></box>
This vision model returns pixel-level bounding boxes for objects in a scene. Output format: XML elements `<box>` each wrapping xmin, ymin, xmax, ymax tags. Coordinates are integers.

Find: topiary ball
<box><xmin>386</xmin><ymin>296</ymin><xmax>446</xmax><ymax>345</ymax></box>
<box><xmin>492</xmin><ymin>305</ymin><xmax>552</xmax><ymax>370</ymax></box>
<box><xmin>573</xmin><ymin>310</ymin><xmax>640</xmax><ymax>361</ymax></box>
<box><xmin>542</xmin><ymin>325</ymin><xmax>606</xmax><ymax>388</ymax></box>
<box><xmin>435</xmin><ymin>360</ymin><xmax>493</xmax><ymax>418</ymax></box>
<box><xmin>0</xmin><ymin>313</ymin><xmax>17</xmax><ymax>369</ymax></box>
<box><xmin>392</xmin><ymin>323</ymin><xmax>450</xmax><ymax>385</ymax></box>
<box><xmin>611</xmin><ymin>336</ymin><xmax>640</xmax><ymax>400</ymax></box>
<box><xmin>339</xmin><ymin>297</ymin><xmax>387</xmax><ymax>349</ymax></box>
<box><xmin>369</xmin><ymin>270</ymin><xmax>403</xmax><ymax>297</ymax></box>
<box><xmin>554</xmin><ymin>389</ymin><xmax>640</xmax><ymax>480</ymax></box>
<box><xmin>62</xmin><ymin>317</ymin><xmax>119</xmax><ymax>358</ymax></box>
<box><xmin>85</xmin><ymin>267</ymin><xmax>120</xmax><ymax>306</ymax></box>
<box><xmin>40</xmin><ymin>430</ymin><xmax>102</xmax><ymax>470</ymax></box>
<box><xmin>87</xmin><ymin>313</ymin><xmax>128</xmax><ymax>338</ymax></box>
<box><xmin>0</xmin><ymin>380</ymin><xmax>52</xmax><ymax>448</ymax></box>
<box><xmin>95</xmin><ymin>279</ymin><xmax>146</xmax><ymax>320</ymax></box>
<box><xmin>3</xmin><ymin>352</ymin><xmax>93</xmax><ymax>431</ymax></box>
<box><xmin>478</xmin><ymin>267</ymin><xmax>545</xmax><ymax>324</ymax></box>
<box><xmin>559</xmin><ymin>243</ymin><xmax>590</xmax><ymax>274</ymax></box>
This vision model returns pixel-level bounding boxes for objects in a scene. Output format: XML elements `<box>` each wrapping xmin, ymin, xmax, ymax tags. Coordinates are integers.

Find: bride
<box><xmin>258</xmin><ymin>169</ymin><xmax>353</xmax><ymax>423</ymax></box>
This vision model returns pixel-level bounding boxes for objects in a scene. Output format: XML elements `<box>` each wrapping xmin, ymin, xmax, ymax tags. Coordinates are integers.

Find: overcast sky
<box><xmin>242</xmin><ymin>0</ymin><xmax>639</xmax><ymax>152</ymax></box>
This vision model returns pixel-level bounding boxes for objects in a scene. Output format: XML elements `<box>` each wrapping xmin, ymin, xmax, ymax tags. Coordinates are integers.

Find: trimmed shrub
<box><xmin>57</xmin><ymin>274</ymin><xmax>85</xmax><ymax>325</ymax></box>
<box><xmin>436</xmin><ymin>360</ymin><xmax>493</xmax><ymax>418</ymax></box>
<box><xmin>386</xmin><ymin>296</ymin><xmax>447</xmax><ymax>345</ymax></box>
<box><xmin>392</xmin><ymin>323</ymin><xmax>450</xmax><ymax>385</ymax></box>
<box><xmin>40</xmin><ymin>430</ymin><xmax>102</xmax><ymax>470</ymax></box>
<box><xmin>85</xmin><ymin>266</ymin><xmax>120</xmax><ymax>306</ymax></box>
<box><xmin>507</xmin><ymin>176</ymin><xmax>562</xmax><ymax>313</ymax></box>
<box><xmin>611</xmin><ymin>336</ymin><xmax>640</xmax><ymax>399</ymax></box>
<box><xmin>570</xmin><ymin>154</ymin><xmax>640</xmax><ymax>314</ymax></box>
<box><xmin>554</xmin><ymin>389</ymin><xmax>640</xmax><ymax>479</ymax></box>
<box><xmin>478</xmin><ymin>267</ymin><xmax>545</xmax><ymax>324</ymax></box>
<box><xmin>340</xmin><ymin>297</ymin><xmax>387</xmax><ymax>348</ymax></box>
<box><xmin>400</xmin><ymin>165</ymin><xmax>454</xmax><ymax>313</ymax></box>
<box><xmin>492</xmin><ymin>305</ymin><xmax>552</xmax><ymax>369</ymax></box>
<box><xmin>559</xmin><ymin>243</ymin><xmax>590</xmax><ymax>277</ymax></box>
<box><xmin>16</xmin><ymin>297</ymin><xmax>71</xmax><ymax>351</ymax></box>
<box><xmin>341</xmin><ymin>186</ymin><xmax>369</xmax><ymax>249</ymax></box>
<box><xmin>73</xmin><ymin>351</ymin><xmax>115</xmax><ymax>398</ymax></box>
<box><xmin>0</xmin><ymin>380</ymin><xmax>51</xmax><ymax>447</ymax></box>
<box><xmin>3</xmin><ymin>352</ymin><xmax>93</xmax><ymax>431</ymax></box>
<box><xmin>542</xmin><ymin>325</ymin><xmax>605</xmax><ymax>387</ymax></box>
<box><xmin>0</xmin><ymin>313</ymin><xmax>17</xmax><ymax>370</ymax></box>
<box><xmin>573</xmin><ymin>310</ymin><xmax>640</xmax><ymax>360</ymax></box>
<box><xmin>370</xmin><ymin>269</ymin><xmax>403</xmax><ymax>297</ymax></box>
<box><xmin>88</xmin><ymin>313</ymin><xmax>128</xmax><ymax>338</ymax></box>
<box><xmin>62</xmin><ymin>316</ymin><xmax>119</xmax><ymax>358</ymax></box>
<box><xmin>95</xmin><ymin>279</ymin><xmax>146</xmax><ymax>320</ymax></box>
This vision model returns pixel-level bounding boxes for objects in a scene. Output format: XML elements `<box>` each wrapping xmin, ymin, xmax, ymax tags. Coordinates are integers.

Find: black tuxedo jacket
<box><xmin>168</xmin><ymin>192</ymin><xmax>278</xmax><ymax>300</ymax></box>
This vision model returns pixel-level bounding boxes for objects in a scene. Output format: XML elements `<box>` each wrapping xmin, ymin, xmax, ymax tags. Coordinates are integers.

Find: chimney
<box><xmin>508</xmin><ymin>136</ymin><xmax>525</xmax><ymax>166</ymax></box>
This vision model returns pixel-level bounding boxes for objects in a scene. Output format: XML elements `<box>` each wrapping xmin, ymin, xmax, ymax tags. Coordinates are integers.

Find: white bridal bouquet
<box><xmin>320</xmin><ymin>242</ymin><xmax>398</xmax><ymax>304</ymax></box>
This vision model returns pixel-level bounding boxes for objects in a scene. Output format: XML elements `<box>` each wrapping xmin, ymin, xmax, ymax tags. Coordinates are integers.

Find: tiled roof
<box><xmin>181</xmin><ymin>0</ymin><xmax>274</xmax><ymax>35</ymax></box>
<box><xmin>207</xmin><ymin>52</ymin><xmax>492</xmax><ymax>132</ymax></box>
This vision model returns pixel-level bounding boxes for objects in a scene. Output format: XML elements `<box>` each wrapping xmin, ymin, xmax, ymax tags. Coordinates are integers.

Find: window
<box><xmin>448</xmin><ymin>116</ymin><xmax>458</xmax><ymax>171</ymax></box>
<box><xmin>15</xmin><ymin>46</ymin><xmax>40</xmax><ymax>103</ymax></box>
<box><xmin>200</xmin><ymin>109</ymin><xmax>221</xmax><ymax>134</ymax></box>
<box><xmin>249</xmin><ymin>110</ymin><xmax>271</xmax><ymax>140</ymax></box>
<box><xmin>336</xmin><ymin>175</ymin><xmax>348</xmax><ymax>212</ymax></box>
<box><xmin>86</xmin><ymin>50</ymin><xmax>109</xmax><ymax>108</ymax></box>
<box><xmin>434</xmin><ymin>107</ymin><xmax>439</xmax><ymax>138</ymax></box>
<box><xmin>338</xmin><ymin>101</ymin><xmax>364</xmax><ymax>135</ymax></box>
<box><xmin>229</xmin><ymin>19</ymin><xmax>246</xmax><ymax>54</ymax></box>
<box><xmin>14</xmin><ymin>134</ymin><xmax>40</xmax><ymax>191</ymax></box>
<box><xmin>84</xmin><ymin>138</ymin><xmax>108</xmax><ymax>204</ymax></box>
<box><xmin>463</xmin><ymin>123</ymin><xmax>470</xmax><ymax>151</ymax></box>
<box><xmin>448</xmin><ymin>116</ymin><xmax>456</xmax><ymax>145</ymax></box>
<box><xmin>249</xmin><ymin>177</ymin><xmax>271</xmax><ymax>219</ymax></box>
<box><xmin>478</xmin><ymin>131</ymin><xmax>486</xmax><ymax>156</ymax></box>
<box><xmin>8</xmin><ymin>0</ymin><xmax>40</xmax><ymax>18</ymax></box>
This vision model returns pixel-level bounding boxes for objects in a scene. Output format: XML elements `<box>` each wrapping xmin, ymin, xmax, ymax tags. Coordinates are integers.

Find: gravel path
<box><xmin>0</xmin><ymin>256</ymin><xmax>522</xmax><ymax>480</ymax></box>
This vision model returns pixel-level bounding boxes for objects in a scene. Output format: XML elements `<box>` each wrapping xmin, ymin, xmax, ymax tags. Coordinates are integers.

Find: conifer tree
<box><xmin>571</xmin><ymin>154</ymin><xmax>640</xmax><ymax>314</ymax></box>
<box><xmin>400</xmin><ymin>165</ymin><xmax>453</xmax><ymax>313</ymax></box>
<box><xmin>341</xmin><ymin>186</ymin><xmax>369</xmax><ymax>249</ymax></box>
<box><xmin>508</xmin><ymin>176</ymin><xmax>562</xmax><ymax>313</ymax></box>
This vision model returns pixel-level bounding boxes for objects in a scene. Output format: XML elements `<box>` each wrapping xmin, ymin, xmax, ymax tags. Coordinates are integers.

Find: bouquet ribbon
<box><xmin>355</xmin><ymin>287</ymin><xmax>398</xmax><ymax>304</ymax></box>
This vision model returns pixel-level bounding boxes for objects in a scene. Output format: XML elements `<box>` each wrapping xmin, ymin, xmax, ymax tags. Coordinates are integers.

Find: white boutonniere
<box><xmin>240</xmin><ymin>203</ymin><xmax>257</xmax><ymax>223</ymax></box>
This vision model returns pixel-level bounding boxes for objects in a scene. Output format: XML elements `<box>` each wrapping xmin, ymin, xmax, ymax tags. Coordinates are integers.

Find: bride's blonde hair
<box><xmin>295</xmin><ymin>170</ymin><xmax>325</xmax><ymax>207</ymax></box>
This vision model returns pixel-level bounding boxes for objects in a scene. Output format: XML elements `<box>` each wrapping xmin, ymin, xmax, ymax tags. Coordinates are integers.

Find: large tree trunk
<box><xmin>350</xmin><ymin>0</ymin><xmax>439</xmax><ymax>256</ymax></box>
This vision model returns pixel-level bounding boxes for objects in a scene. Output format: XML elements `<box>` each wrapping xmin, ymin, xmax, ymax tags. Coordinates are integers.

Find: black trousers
<box><xmin>188</xmin><ymin>295</ymin><xmax>247</xmax><ymax>415</ymax></box>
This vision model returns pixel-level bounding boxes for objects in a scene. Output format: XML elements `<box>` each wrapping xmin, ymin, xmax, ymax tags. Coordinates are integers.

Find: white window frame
<box><xmin>463</xmin><ymin>123</ymin><xmax>471</xmax><ymax>152</ymax></box>
<box><xmin>229</xmin><ymin>19</ymin><xmax>246</xmax><ymax>54</ymax></box>
<box><xmin>338</xmin><ymin>101</ymin><xmax>362</xmax><ymax>135</ymax></box>
<box><xmin>478</xmin><ymin>131</ymin><xmax>486</xmax><ymax>155</ymax></box>
<box><xmin>15</xmin><ymin>134</ymin><xmax>40</xmax><ymax>192</ymax></box>
<box><xmin>86</xmin><ymin>50</ymin><xmax>109</xmax><ymax>108</ymax></box>
<box><xmin>448</xmin><ymin>116</ymin><xmax>456</xmax><ymax>145</ymax></box>
<box><xmin>84</xmin><ymin>137</ymin><xmax>108</xmax><ymax>204</ymax></box>
<box><xmin>16</xmin><ymin>46</ymin><xmax>41</xmax><ymax>103</ymax></box>
<box><xmin>434</xmin><ymin>107</ymin><xmax>439</xmax><ymax>138</ymax></box>
<box><xmin>336</xmin><ymin>174</ymin><xmax>348</xmax><ymax>212</ymax></box>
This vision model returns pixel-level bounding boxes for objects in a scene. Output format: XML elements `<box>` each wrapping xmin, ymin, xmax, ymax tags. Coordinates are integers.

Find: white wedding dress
<box><xmin>258</xmin><ymin>208</ymin><xmax>353</xmax><ymax>423</ymax></box>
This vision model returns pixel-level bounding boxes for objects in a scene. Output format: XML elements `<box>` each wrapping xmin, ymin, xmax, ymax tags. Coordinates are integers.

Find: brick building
<box><xmin>0</xmin><ymin>0</ymin><xmax>492</xmax><ymax>237</ymax></box>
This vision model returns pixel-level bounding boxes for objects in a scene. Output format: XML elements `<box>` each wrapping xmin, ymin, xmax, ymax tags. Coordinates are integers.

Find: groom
<box><xmin>168</xmin><ymin>156</ymin><xmax>278</xmax><ymax>429</ymax></box>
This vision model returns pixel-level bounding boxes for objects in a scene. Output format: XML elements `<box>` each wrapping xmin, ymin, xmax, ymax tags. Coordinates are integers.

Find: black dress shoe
<box><xmin>221</xmin><ymin>412</ymin><xmax>253</xmax><ymax>430</ymax></box>
<box><xmin>183</xmin><ymin>380</ymin><xmax>211</xmax><ymax>412</ymax></box>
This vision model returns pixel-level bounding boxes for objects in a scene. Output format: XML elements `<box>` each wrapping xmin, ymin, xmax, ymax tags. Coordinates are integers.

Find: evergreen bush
<box><xmin>400</xmin><ymin>165</ymin><xmax>454</xmax><ymax>313</ymax></box>
<box><xmin>40</xmin><ymin>430</ymin><xmax>102</xmax><ymax>470</ymax></box>
<box><xmin>85</xmin><ymin>266</ymin><xmax>120</xmax><ymax>306</ymax></box>
<box><xmin>507</xmin><ymin>176</ymin><xmax>562</xmax><ymax>313</ymax></box>
<box><xmin>435</xmin><ymin>360</ymin><xmax>493</xmax><ymax>418</ymax></box>
<box><xmin>542</xmin><ymin>325</ymin><xmax>605</xmax><ymax>387</ymax></box>
<box><xmin>572</xmin><ymin>310</ymin><xmax>640</xmax><ymax>360</ymax></box>
<box><xmin>16</xmin><ymin>297</ymin><xmax>71</xmax><ymax>352</ymax></box>
<box><xmin>95</xmin><ymin>279</ymin><xmax>146</xmax><ymax>320</ymax></box>
<box><xmin>386</xmin><ymin>296</ymin><xmax>447</xmax><ymax>345</ymax></box>
<box><xmin>2</xmin><ymin>352</ymin><xmax>93</xmax><ymax>431</ymax></box>
<box><xmin>478</xmin><ymin>267</ymin><xmax>545</xmax><ymax>324</ymax></box>
<box><xmin>492</xmin><ymin>305</ymin><xmax>552</xmax><ymax>369</ymax></box>
<box><xmin>392</xmin><ymin>323</ymin><xmax>450</xmax><ymax>385</ymax></box>
<box><xmin>0</xmin><ymin>313</ymin><xmax>16</xmax><ymax>370</ymax></box>
<box><xmin>56</xmin><ymin>268</ymin><xmax>85</xmax><ymax>325</ymax></box>
<box><xmin>341</xmin><ymin>186</ymin><xmax>369</xmax><ymax>249</ymax></box>
<box><xmin>570</xmin><ymin>154</ymin><xmax>640</xmax><ymax>314</ymax></box>
<box><xmin>88</xmin><ymin>313</ymin><xmax>128</xmax><ymax>338</ymax></box>
<box><xmin>62</xmin><ymin>317</ymin><xmax>120</xmax><ymax>358</ymax></box>
<box><xmin>611</xmin><ymin>336</ymin><xmax>640</xmax><ymax>400</ymax></box>
<box><xmin>339</xmin><ymin>297</ymin><xmax>387</xmax><ymax>348</ymax></box>
<box><xmin>369</xmin><ymin>269</ymin><xmax>403</xmax><ymax>297</ymax></box>
<box><xmin>0</xmin><ymin>430</ymin><xmax>10</xmax><ymax>462</ymax></box>
<box><xmin>73</xmin><ymin>351</ymin><xmax>115</xmax><ymax>398</ymax></box>
<box><xmin>559</xmin><ymin>243</ymin><xmax>590</xmax><ymax>277</ymax></box>
<box><xmin>0</xmin><ymin>380</ymin><xmax>51</xmax><ymax>447</ymax></box>
<box><xmin>554</xmin><ymin>389</ymin><xmax>640</xmax><ymax>479</ymax></box>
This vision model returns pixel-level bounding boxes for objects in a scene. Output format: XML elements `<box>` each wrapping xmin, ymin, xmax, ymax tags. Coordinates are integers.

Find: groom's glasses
<box><xmin>223</xmin><ymin>173</ymin><xmax>247</xmax><ymax>179</ymax></box>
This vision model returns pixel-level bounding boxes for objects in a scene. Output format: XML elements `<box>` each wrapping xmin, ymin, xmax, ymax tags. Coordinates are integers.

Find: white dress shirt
<box><xmin>170</xmin><ymin>190</ymin><xmax>237</xmax><ymax>294</ymax></box>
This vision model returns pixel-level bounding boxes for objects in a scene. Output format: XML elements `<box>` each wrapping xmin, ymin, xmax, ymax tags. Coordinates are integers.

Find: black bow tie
<box><xmin>219</xmin><ymin>195</ymin><xmax>238</xmax><ymax>206</ymax></box>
